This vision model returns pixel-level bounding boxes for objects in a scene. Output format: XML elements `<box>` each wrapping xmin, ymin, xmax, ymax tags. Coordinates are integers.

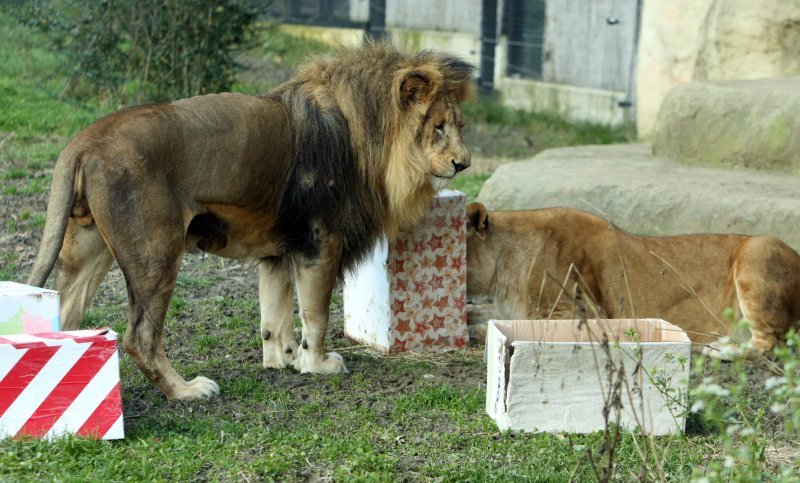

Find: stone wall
<box><xmin>637</xmin><ymin>0</ymin><xmax>800</xmax><ymax>138</ymax></box>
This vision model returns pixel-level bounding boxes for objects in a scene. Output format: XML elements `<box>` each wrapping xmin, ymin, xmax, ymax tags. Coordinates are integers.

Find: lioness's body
<box><xmin>28</xmin><ymin>44</ymin><xmax>475</xmax><ymax>400</ymax></box>
<box><xmin>466</xmin><ymin>203</ymin><xmax>800</xmax><ymax>354</ymax></box>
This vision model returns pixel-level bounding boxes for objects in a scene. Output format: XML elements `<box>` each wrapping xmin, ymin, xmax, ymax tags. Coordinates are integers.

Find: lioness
<box><xmin>27</xmin><ymin>43</ymin><xmax>475</xmax><ymax>400</ymax></box>
<box><xmin>466</xmin><ymin>202</ymin><xmax>800</xmax><ymax>356</ymax></box>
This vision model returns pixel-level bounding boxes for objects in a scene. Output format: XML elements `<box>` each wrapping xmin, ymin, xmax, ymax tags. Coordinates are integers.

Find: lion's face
<box><xmin>422</xmin><ymin>95</ymin><xmax>471</xmax><ymax>191</ymax></box>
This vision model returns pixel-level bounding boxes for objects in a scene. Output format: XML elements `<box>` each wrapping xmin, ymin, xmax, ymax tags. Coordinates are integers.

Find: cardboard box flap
<box><xmin>0</xmin><ymin>328</ymin><xmax>116</xmax><ymax>348</ymax></box>
<box><xmin>0</xmin><ymin>282</ymin><xmax>58</xmax><ymax>296</ymax></box>
<box><xmin>489</xmin><ymin>319</ymin><xmax>690</xmax><ymax>345</ymax></box>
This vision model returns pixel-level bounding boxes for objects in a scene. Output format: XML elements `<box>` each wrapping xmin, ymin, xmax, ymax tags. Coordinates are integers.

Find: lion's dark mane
<box><xmin>267</xmin><ymin>91</ymin><xmax>381</xmax><ymax>272</ymax></box>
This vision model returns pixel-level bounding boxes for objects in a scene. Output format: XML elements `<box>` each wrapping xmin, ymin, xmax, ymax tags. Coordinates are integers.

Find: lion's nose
<box><xmin>452</xmin><ymin>160</ymin><xmax>469</xmax><ymax>173</ymax></box>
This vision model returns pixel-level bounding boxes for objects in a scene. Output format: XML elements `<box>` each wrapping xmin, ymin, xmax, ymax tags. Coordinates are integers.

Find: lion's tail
<box><xmin>26</xmin><ymin>150</ymin><xmax>79</xmax><ymax>287</ymax></box>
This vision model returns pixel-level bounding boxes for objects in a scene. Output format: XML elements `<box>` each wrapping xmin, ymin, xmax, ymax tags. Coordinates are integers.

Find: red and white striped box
<box><xmin>343</xmin><ymin>190</ymin><xmax>469</xmax><ymax>352</ymax></box>
<box><xmin>0</xmin><ymin>328</ymin><xmax>124</xmax><ymax>440</ymax></box>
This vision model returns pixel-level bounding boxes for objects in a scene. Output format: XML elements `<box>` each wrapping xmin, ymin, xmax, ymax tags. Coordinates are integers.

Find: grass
<box><xmin>0</xmin><ymin>300</ymin><xmax>713</xmax><ymax>482</ymax></box>
<box><xmin>3</xmin><ymin>288</ymin><xmax>793</xmax><ymax>481</ymax></box>
<box><xmin>462</xmin><ymin>97</ymin><xmax>636</xmax><ymax>160</ymax></box>
<box><xmin>1</xmin><ymin>13</ymin><xmax>798</xmax><ymax>482</ymax></box>
<box><xmin>452</xmin><ymin>172</ymin><xmax>491</xmax><ymax>202</ymax></box>
<box><xmin>0</xmin><ymin>16</ymin><xmax>101</xmax><ymax>138</ymax></box>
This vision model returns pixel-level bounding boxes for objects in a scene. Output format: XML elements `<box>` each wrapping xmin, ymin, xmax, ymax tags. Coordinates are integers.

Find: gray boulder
<box><xmin>477</xmin><ymin>143</ymin><xmax>800</xmax><ymax>250</ymax></box>
<box><xmin>652</xmin><ymin>78</ymin><xmax>800</xmax><ymax>173</ymax></box>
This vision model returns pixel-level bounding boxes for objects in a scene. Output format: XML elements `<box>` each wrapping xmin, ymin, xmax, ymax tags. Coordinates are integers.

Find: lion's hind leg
<box><xmin>259</xmin><ymin>258</ymin><xmax>299</xmax><ymax>368</ymax></box>
<box><xmin>86</xmin><ymin>174</ymin><xmax>219</xmax><ymax>400</ymax></box>
<box><xmin>114</xmin><ymin>235</ymin><xmax>219</xmax><ymax>400</ymax></box>
<box><xmin>55</xmin><ymin>218</ymin><xmax>115</xmax><ymax>330</ymax></box>
<box><xmin>291</xmin><ymin>231</ymin><xmax>347</xmax><ymax>374</ymax></box>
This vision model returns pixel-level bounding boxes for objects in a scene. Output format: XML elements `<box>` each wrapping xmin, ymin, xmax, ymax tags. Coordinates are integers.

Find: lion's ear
<box><xmin>466</xmin><ymin>202</ymin><xmax>489</xmax><ymax>239</ymax></box>
<box><xmin>398</xmin><ymin>69</ymin><xmax>441</xmax><ymax>107</ymax></box>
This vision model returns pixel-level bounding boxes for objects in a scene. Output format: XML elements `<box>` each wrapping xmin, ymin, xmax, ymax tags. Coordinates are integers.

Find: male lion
<box><xmin>27</xmin><ymin>43</ymin><xmax>474</xmax><ymax>400</ymax></box>
<box><xmin>466</xmin><ymin>202</ymin><xmax>800</xmax><ymax>357</ymax></box>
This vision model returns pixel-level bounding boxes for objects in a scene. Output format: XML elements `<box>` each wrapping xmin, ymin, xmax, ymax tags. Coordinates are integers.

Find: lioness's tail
<box><xmin>26</xmin><ymin>151</ymin><xmax>79</xmax><ymax>287</ymax></box>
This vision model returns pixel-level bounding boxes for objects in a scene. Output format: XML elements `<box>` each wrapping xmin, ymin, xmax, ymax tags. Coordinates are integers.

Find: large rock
<box><xmin>652</xmin><ymin>78</ymin><xmax>800</xmax><ymax>173</ymax></box>
<box><xmin>477</xmin><ymin>144</ymin><xmax>800</xmax><ymax>250</ymax></box>
<box><xmin>636</xmin><ymin>0</ymin><xmax>800</xmax><ymax>137</ymax></box>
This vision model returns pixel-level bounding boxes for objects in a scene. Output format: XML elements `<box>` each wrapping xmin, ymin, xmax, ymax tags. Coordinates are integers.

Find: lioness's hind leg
<box><xmin>259</xmin><ymin>258</ymin><xmax>299</xmax><ymax>369</ymax></box>
<box><xmin>56</xmin><ymin>219</ymin><xmax>114</xmax><ymax>330</ymax></box>
<box><xmin>732</xmin><ymin>237</ymin><xmax>798</xmax><ymax>356</ymax></box>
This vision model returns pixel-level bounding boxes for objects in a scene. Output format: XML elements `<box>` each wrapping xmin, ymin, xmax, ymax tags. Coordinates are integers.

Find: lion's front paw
<box><xmin>169</xmin><ymin>376</ymin><xmax>220</xmax><ymax>400</ymax></box>
<box><xmin>292</xmin><ymin>349</ymin><xmax>349</xmax><ymax>374</ymax></box>
<box><xmin>263</xmin><ymin>338</ymin><xmax>299</xmax><ymax>369</ymax></box>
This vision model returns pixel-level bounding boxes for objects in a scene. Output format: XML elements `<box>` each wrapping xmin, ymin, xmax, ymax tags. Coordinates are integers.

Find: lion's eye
<box><xmin>435</xmin><ymin>122</ymin><xmax>445</xmax><ymax>134</ymax></box>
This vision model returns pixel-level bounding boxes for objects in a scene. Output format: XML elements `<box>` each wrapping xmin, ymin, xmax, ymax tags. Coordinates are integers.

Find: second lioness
<box><xmin>466</xmin><ymin>202</ymin><xmax>800</xmax><ymax>356</ymax></box>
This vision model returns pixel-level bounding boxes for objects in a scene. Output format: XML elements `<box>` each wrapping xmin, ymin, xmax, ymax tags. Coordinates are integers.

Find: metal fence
<box><xmin>268</xmin><ymin>0</ymin><xmax>640</xmax><ymax>102</ymax></box>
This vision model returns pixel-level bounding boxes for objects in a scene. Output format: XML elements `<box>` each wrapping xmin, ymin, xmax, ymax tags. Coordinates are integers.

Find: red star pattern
<box><xmin>414</xmin><ymin>321</ymin><xmax>429</xmax><ymax>335</ymax></box>
<box><xmin>392</xmin><ymin>338</ymin><xmax>407</xmax><ymax>352</ymax></box>
<box><xmin>430</xmin><ymin>314</ymin><xmax>446</xmax><ymax>330</ymax></box>
<box><xmin>421</xmin><ymin>295</ymin><xmax>433</xmax><ymax>310</ymax></box>
<box><xmin>380</xmin><ymin>192</ymin><xmax>469</xmax><ymax>352</ymax></box>
<box><xmin>453</xmin><ymin>294</ymin><xmax>466</xmax><ymax>312</ymax></box>
<box><xmin>427</xmin><ymin>235</ymin><xmax>444</xmax><ymax>251</ymax></box>
<box><xmin>429</xmin><ymin>274</ymin><xmax>444</xmax><ymax>291</ymax></box>
<box><xmin>433</xmin><ymin>254</ymin><xmax>449</xmax><ymax>270</ymax></box>
<box><xmin>392</xmin><ymin>298</ymin><xmax>406</xmax><ymax>315</ymax></box>
<box><xmin>394</xmin><ymin>279</ymin><xmax>408</xmax><ymax>293</ymax></box>
<box><xmin>433</xmin><ymin>296</ymin><xmax>450</xmax><ymax>312</ymax></box>
<box><xmin>394</xmin><ymin>316</ymin><xmax>411</xmax><ymax>335</ymax></box>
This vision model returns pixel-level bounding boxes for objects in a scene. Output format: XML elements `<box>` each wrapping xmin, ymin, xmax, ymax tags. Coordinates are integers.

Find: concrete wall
<box><xmin>498</xmin><ymin>78</ymin><xmax>631</xmax><ymax>126</ymax></box>
<box><xmin>279</xmin><ymin>24</ymin><xmax>365</xmax><ymax>47</ymax></box>
<box><xmin>637</xmin><ymin>0</ymin><xmax>800</xmax><ymax>138</ymax></box>
<box><xmin>390</xmin><ymin>29</ymin><xmax>481</xmax><ymax>69</ymax></box>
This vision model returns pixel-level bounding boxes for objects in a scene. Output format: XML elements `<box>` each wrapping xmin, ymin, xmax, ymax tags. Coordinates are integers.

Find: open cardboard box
<box><xmin>486</xmin><ymin>319</ymin><xmax>690</xmax><ymax>435</ymax></box>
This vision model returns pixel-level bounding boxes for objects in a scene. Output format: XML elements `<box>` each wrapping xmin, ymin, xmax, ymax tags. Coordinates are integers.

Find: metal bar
<box><xmin>367</xmin><ymin>0</ymin><xmax>387</xmax><ymax>40</ymax></box>
<box><xmin>480</xmin><ymin>0</ymin><xmax>498</xmax><ymax>96</ymax></box>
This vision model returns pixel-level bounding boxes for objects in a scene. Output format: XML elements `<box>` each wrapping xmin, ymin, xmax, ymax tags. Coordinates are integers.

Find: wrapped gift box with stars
<box><xmin>344</xmin><ymin>190</ymin><xmax>469</xmax><ymax>352</ymax></box>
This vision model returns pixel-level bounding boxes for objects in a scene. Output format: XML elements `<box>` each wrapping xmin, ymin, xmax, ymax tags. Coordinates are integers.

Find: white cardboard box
<box><xmin>343</xmin><ymin>190</ymin><xmax>469</xmax><ymax>352</ymax></box>
<box><xmin>486</xmin><ymin>319</ymin><xmax>690</xmax><ymax>435</ymax></box>
<box><xmin>0</xmin><ymin>281</ymin><xmax>60</xmax><ymax>335</ymax></box>
<box><xmin>0</xmin><ymin>328</ymin><xmax>124</xmax><ymax>440</ymax></box>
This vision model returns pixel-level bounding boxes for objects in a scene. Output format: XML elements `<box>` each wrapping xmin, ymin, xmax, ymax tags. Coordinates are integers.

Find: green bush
<box><xmin>7</xmin><ymin>0</ymin><xmax>264</xmax><ymax>104</ymax></box>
